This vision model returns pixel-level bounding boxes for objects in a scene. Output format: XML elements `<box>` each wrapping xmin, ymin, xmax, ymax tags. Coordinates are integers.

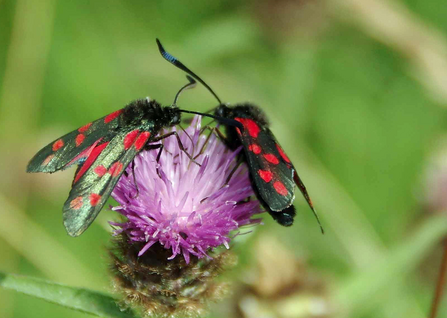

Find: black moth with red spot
<box><xmin>156</xmin><ymin>39</ymin><xmax>323</xmax><ymax>231</ymax></box>
<box><xmin>26</xmin><ymin>39</ymin><xmax>231</xmax><ymax>237</ymax></box>
<box><xmin>215</xmin><ymin>104</ymin><xmax>323</xmax><ymax>231</ymax></box>
<box><xmin>27</xmin><ymin>98</ymin><xmax>186</xmax><ymax>236</ymax></box>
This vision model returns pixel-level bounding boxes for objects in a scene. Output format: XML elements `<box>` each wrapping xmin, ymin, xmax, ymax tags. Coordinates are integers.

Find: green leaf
<box><xmin>0</xmin><ymin>272</ymin><xmax>138</xmax><ymax>318</ymax></box>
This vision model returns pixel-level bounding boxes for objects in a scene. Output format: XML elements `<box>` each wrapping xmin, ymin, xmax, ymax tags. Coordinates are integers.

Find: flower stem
<box><xmin>429</xmin><ymin>238</ymin><xmax>447</xmax><ymax>318</ymax></box>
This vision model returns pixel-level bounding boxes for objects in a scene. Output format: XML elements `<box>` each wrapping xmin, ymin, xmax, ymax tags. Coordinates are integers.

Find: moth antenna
<box><xmin>312</xmin><ymin>207</ymin><xmax>325</xmax><ymax>234</ymax></box>
<box><xmin>178</xmin><ymin>109</ymin><xmax>243</xmax><ymax>130</ymax></box>
<box><xmin>172</xmin><ymin>75</ymin><xmax>197</xmax><ymax>107</ymax></box>
<box><xmin>293</xmin><ymin>171</ymin><xmax>324</xmax><ymax>234</ymax></box>
<box><xmin>156</xmin><ymin>38</ymin><xmax>222</xmax><ymax>104</ymax></box>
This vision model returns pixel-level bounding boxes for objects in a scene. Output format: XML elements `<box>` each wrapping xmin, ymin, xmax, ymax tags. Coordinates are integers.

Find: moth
<box><xmin>214</xmin><ymin>104</ymin><xmax>322</xmax><ymax>230</ymax></box>
<box><xmin>27</xmin><ymin>40</ymin><xmax>223</xmax><ymax>237</ymax></box>
<box><xmin>157</xmin><ymin>43</ymin><xmax>323</xmax><ymax>231</ymax></box>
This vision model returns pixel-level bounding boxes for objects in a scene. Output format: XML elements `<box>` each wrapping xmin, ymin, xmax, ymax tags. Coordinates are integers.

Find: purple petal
<box><xmin>111</xmin><ymin>116</ymin><xmax>262</xmax><ymax>262</ymax></box>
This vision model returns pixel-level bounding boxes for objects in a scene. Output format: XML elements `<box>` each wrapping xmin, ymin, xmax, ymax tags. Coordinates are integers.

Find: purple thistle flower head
<box><xmin>111</xmin><ymin>116</ymin><xmax>261</xmax><ymax>263</ymax></box>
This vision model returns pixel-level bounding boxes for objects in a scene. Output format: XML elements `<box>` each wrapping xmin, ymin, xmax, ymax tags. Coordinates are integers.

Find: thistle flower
<box><xmin>108</xmin><ymin>116</ymin><xmax>261</xmax><ymax>317</ymax></box>
<box><xmin>111</xmin><ymin>115</ymin><xmax>261</xmax><ymax>261</ymax></box>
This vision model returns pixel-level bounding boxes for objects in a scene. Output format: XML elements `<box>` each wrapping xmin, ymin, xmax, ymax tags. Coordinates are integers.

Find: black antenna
<box><xmin>312</xmin><ymin>208</ymin><xmax>324</xmax><ymax>234</ymax></box>
<box><xmin>156</xmin><ymin>38</ymin><xmax>222</xmax><ymax>104</ymax></box>
<box><xmin>172</xmin><ymin>75</ymin><xmax>196</xmax><ymax>106</ymax></box>
<box><xmin>178</xmin><ymin>109</ymin><xmax>243</xmax><ymax>130</ymax></box>
<box><xmin>157</xmin><ymin>39</ymin><xmax>241</xmax><ymax>129</ymax></box>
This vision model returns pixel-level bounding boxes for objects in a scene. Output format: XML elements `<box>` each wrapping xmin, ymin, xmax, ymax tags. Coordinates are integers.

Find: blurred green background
<box><xmin>2</xmin><ymin>0</ymin><xmax>447</xmax><ymax>317</ymax></box>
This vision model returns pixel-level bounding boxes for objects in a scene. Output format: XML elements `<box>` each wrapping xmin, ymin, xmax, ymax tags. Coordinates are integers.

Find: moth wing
<box><xmin>62</xmin><ymin>130</ymin><xmax>151</xmax><ymax>237</ymax></box>
<box><xmin>27</xmin><ymin>109</ymin><xmax>123</xmax><ymax>173</ymax></box>
<box><xmin>264</xmin><ymin>130</ymin><xmax>322</xmax><ymax>231</ymax></box>
<box><xmin>238</xmin><ymin>126</ymin><xmax>295</xmax><ymax>211</ymax></box>
<box><xmin>265</xmin><ymin>129</ymin><xmax>318</xmax><ymax>215</ymax></box>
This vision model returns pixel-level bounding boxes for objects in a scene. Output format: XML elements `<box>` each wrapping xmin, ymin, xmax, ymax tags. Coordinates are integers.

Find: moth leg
<box><xmin>130</xmin><ymin>143</ymin><xmax>164</xmax><ymax>198</ymax></box>
<box><xmin>193</xmin><ymin>126</ymin><xmax>228</xmax><ymax>160</ymax></box>
<box><xmin>215</xmin><ymin>123</ymin><xmax>244</xmax><ymax>186</ymax></box>
<box><xmin>201</xmin><ymin>125</ymin><xmax>227</xmax><ymax>141</ymax></box>
<box><xmin>130</xmin><ymin>161</ymin><xmax>140</xmax><ymax>199</ymax></box>
<box><xmin>199</xmin><ymin>155</ymin><xmax>244</xmax><ymax>205</ymax></box>
<box><xmin>212</xmin><ymin>126</ymin><xmax>227</xmax><ymax>142</ymax></box>
<box><xmin>151</xmin><ymin>131</ymin><xmax>201</xmax><ymax>167</ymax></box>
<box><xmin>223</xmin><ymin>154</ymin><xmax>244</xmax><ymax>186</ymax></box>
<box><xmin>142</xmin><ymin>142</ymin><xmax>165</xmax><ymax>179</ymax></box>
<box><xmin>196</xmin><ymin>117</ymin><xmax>217</xmax><ymax>135</ymax></box>
<box><xmin>198</xmin><ymin>125</ymin><xmax>209</xmax><ymax>136</ymax></box>
<box><xmin>178</xmin><ymin>124</ymin><xmax>196</xmax><ymax>157</ymax></box>
<box><xmin>154</xmin><ymin>144</ymin><xmax>165</xmax><ymax>179</ymax></box>
<box><xmin>193</xmin><ymin>125</ymin><xmax>215</xmax><ymax>160</ymax></box>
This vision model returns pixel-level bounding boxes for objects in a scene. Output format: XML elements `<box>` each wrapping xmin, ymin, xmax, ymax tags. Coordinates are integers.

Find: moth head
<box><xmin>167</xmin><ymin>106</ymin><xmax>181</xmax><ymax>126</ymax></box>
<box><xmin>214</xmin><ymin>104</ymin><xmax>232</xmax><ymax>119</ymax></box>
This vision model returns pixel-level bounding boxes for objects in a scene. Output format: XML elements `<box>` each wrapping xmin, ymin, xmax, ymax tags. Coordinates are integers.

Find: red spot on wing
<box><xmin>89</xmin><ymin>193</ymin><xmax>101</xmax><ymax>206</ymax></box>
<box><xmin>276</xmin><ymin>144</ymin><xmax>291</xmax><ymax>163</ymax></box>
<box><xmin>67</xmin><ymin>139</ymin><xmax>103</xmax><ymax>167</ymax></box>
<box><xmin>258</xmin><ymin>170</ymin><xmax>273</xmax><ymax>183</ymax></box>
<box><xmin>248</xmin><ymin>143</ymin><xmax>261</xmax><ymax>154</ymax></box>
<box><xmin>264</xmin><ymin>153</ymin><xmax>279</xmax><ymax>165</ymax></box>
<box><xmin>75</xmin><ymin>134</ymin><xmax>85</xmax><ymax>146</ymax></box>
<box><xmin>235</xmin><ymin>118</ymin><xmax>261</xmax><ymax>138</ymax></box>
<box><xmin>109</xmin><ymin>162</ymin><xmax>124</xmax><ymax>177</ymax></box>
<box><xmin>245</xmin><ymin>119</ymin><xmax>261</xmax><ymax>137</ymax></box>
<box><xmin>78</xmin><ymin>122</ymin><xmax>92</xmax><ymax>133</ymax></box>
<box><xmin>52</xmin><ymin>139</ymin><xmax>64</xmax><ymax>151</ymax></box>
<box><xmin>135</xmin><ymin>132</ymin><xmax>151</xmax><ymax>150</ymax></box>
<box><xmin>124</xmin><ymin>130</ymin><xmax>139</xmax><ymax>150</ymax></box>
<box><xmin>42</xmin><ymin>154</ymin><xmax>55</xmax><ymax>166</ymax></box>
<box><xmin>73</xmin><ymin>142</ymin><xmax>109</xmax><ymax>183</ymax></box>
<box><xmin>273</xmin><ymin>181</ymin><xmax>288</xmax><ymax>196</ymax></box>
<box><xmin>69</xmin><ymin>197</ymin><xmax>83</xmax><ymax>210</ymax></box>
<box><xmin>94</xmin><ymin>165</ymin><xmax>107</xmax><ymax>177</ymax></box>
<box><xmin>234</xmin><ymin>118</ymin><xmax>245</xmax><ymax>135</ymax></box>
<box><xmin>104</xmin><ymin>109</ymin><xmax>123</xmax><ymax>123</ymax></box>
